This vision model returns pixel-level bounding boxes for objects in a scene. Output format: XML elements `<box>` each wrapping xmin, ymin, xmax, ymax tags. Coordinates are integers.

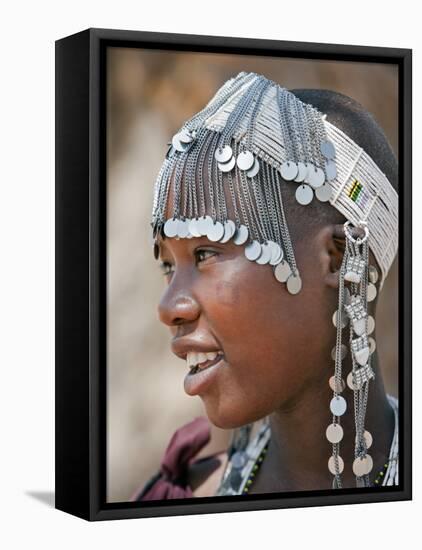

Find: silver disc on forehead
<box><xmin>215</xmin><ymin>145</ymin><xmax>233</xmax><ymax>163</ymax></box>
<box><xmin>220</xmin><ymin>220</ymin><xmax>236</xmax><ymax>243</ymax></box>
<box><xmin>245</xmin><ymin>240</ymin><xmax>262</xmax><ymax>261</ymax></box>
<box><xmin>236</xmin><ymin>150</ymin><xmax>255</xmax><ymax>171</ymax></box>
<box><xmin>286</xmin><ymin>273</ymin><xmax>302</xmax><ymax>295</ymax></box>
<box><xmin>293</xmin><ymin>161</ymin><xmax>307</xmax><ymax>183</ymax></box>
<box><xmin>233</xmin><ymin>224</ymin><xmax>249</xmax><ymax>245</ymax></box>
<box><xmin>198</xmin><ymin>215</ymin><xmax>214</xmax><ymax>236</ymax></box>
<box><xmin>164</xmin><ymin>217</ymin><xmax>179</xmax><ymax>238</ymax></box>
<box><xmin>280</xmin><ymin>160</ymin><xmax>298</xmax><ymax>181</ymax></box>
<box><xmin>207</xmin><ymin>221</ymin><xmax>225</xmax><ymax>242</ymax></box>
<box><xmin>177</xmin><ymin>218</ymin><xmax>190</xmax><ymax>238</ymax></box>
<box><xmin>269</xmin><ymin>242</ymin><xmax>283</xmax><ymax>265</ymax></box>
<box><xmin>218</xmin><ymin>156</ymin><xmax>236</xmax><ymax>172</ymax></box>
<box><xmin>256</xmin><ymin>242</ymin><xmax>273</xmax><ymax>264</ymax></box>
<box><xmin>188</xmin><ymin>217</ymin><xmax>202</xmax><ymax>237</ymax></box>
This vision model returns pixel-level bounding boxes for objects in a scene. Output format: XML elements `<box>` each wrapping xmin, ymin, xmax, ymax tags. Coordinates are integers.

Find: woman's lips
<box><xmin>184</xmin><ymin>354</ymin><xmax>226</xmax><ymax>396</ymax></box>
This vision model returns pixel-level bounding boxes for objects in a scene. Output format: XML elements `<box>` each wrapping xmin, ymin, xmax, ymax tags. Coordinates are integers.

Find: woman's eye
<box><xmin>159</xmin><ymin>249</ymin><xmax>217</xmax><ymax>277</ymax></box>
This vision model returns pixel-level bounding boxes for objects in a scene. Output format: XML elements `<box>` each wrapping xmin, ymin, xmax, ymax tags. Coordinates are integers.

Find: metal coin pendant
<box><xmin>164</xmin><ymin>218</ymin><xmax>179</xmax><ymax>238</ymax></box>
<box><xmin>330</xmin><ymin>395</ymin><xmax>347</xmax><ymax>416</ymax></box>
<box><xmin>272</xmin><ymin>247</ymin><xmax>284</xmax><ymax>265</ymax></box>
<box><xmin>329</xmin><ymin>375</ymin><xmax>345</xmax><ymax>393</ymax></box>
<box><xmin>326</xmin><ymin>423</ymin><xmax>344</xmax><ymax>444</ymax></box>
<box><xmin>295</xmin><ymin>184</ymin><xmax>313</xmax><ymax>205</ymax></box>
<box><xmin>269</xmin><ymin>242</ymin><xmax>283</xmax><ymax>265</ymax></box>
<box><xmin>286</xmin><ymin>273</ymin><xmax>302</xmax><ymax>295</ymax></box>
<box><xmin>236</xmin><ymin>150</ymin><xmax>255</xmax><ymax>171</ymax></box>
<box><xmin>215</xmin><ymin>145</ymin><xmax>233</xmax><ymax>163</ymax></box>
<box><xmin>233</xmin><ymin>224</ymin><xmax>249</xmax><ymax>245</ymax></box>
<box><xmin>308</xmin><ymin>166</ymin><xmax>325</xmax><ymax>189</ymax></box>
<box><xmin>368</xmin><ymin>265</ymin><xmax>379</xmax><ymax>284</ymax></box>
<box><xmin>293</xmin><ymin>161</ymin><xmax>307</xmax><ymax>183</ymax></box>
<box><xmin>207</xmin><ymin>221</ymin><xmax>225</xmax><ymax>242</ymax></box>
<box><xmin>356</xmin><ymin>430</ymin><xmax>373</xmax><ymax>450</ymax></box>
<box><xmin>231</xmin><ymin>450</ymin><xmax>247</xmax><ymax>470</ymax></box>
<box><xmin>368</xmin><ymin>337</ymin><xmax>376</xmax><ymax>354</ymax></box>
<box><xmin>331</xmin><ymin>344</ymin><xmax>347</xmax><ymax>361</ymax></box>
<box><xmin>188</xmin><ymin>218</ymin><xmax>202</xmax><ymax>237</ymax></box>
<box><xmin>352</xmin><ymin>455</ymin><xmax>373</xmax><ymax>476</ymax></box>
<box><xmin>256</xmin><ymin>242</ymin><xmax>272</xmax><ymax>265</ymax></box>
<box><xmin>367</xmin><ymin>315</ymin><xmax>375</xmax><ymax>335</ymax></box>
<box><xmin>367</xmin><ymin>283</ymin><xmax>377</xmax><ymax>302</ymax></box>
<box><xmin>172</xmin><ymin>134</ymin><xmax>188</xmax><ymax>152</ymax></box>
<box><xmin>347</xmin><ymin>371</ymin><xmax>357</xmax><ymax>390</ymax></box>
<box><xmin>274</xmin><ymin>260</ymin><xmax>291</xmax><ymax>283</ymax></box>
<box><xmin>220</xmin><ymin>220</ymin><xmax>236</xmax><ymax>243</ymax></box>
<box><xmin>177</xmin><ymin>219</ymin><xmax>190</xmax><ymax>238</ymax></box>
<box><xmin>280</xmin><ymin>160</ymin><xmax>298</xmax><ymax>181</ymax></box>
<box><xmin>247</xmin><ymin>157</ymin><xmax>260</xmax><ymax>178</ymax></box>
<box><xmin>328</xmin><ymin>455</ymin><xmax>344</xmax><ymax>475</ymax></box>
<box><xmin>198</xmin><ymin>215</ymin><xmax>213</xmax><ymax>236</ymax></box>
<box><xmin>218</xmin><ymin>156</ymin><xmax>236</xmax><ymax>173</ymax></box>
<box><xmin>245</xmin><ymin>240</ymin><xmax>262</xmax><ymax>261</ymax></box>
<box><xmin>325</xmin><ymin>159</ymin><xmax>337</xmax><ymax>181</ymax></box>
<box><xmin>321</xmin><ymin>140</ymin><xmax>336</xmax><ymax>160</ymax></box>
<box><xmin>178</xmin><ymin>129</ymin><xmax>193</xmax><ymax>144</ymax></box>
<box><xmin>332</xmin><ymin>309</ymin><xmax>348</xmax><ymax>329</ymax></box>
<box><xmin>315</xmin><ymin>182</ymin><xmax>332</xmax><ymax>202</ymax></box>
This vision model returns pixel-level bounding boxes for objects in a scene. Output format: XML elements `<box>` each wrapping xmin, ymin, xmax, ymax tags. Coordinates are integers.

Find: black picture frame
<box><xmin>55</xmin><ymin>27</ymin><xmax>412</xmax><ymax>521</ymax></box>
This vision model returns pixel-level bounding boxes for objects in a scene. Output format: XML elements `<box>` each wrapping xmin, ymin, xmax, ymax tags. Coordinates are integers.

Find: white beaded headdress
<box><xmin>150</xmin><ymin>71</ymin><xmax>399</xmax><ymax>490</ymax></box>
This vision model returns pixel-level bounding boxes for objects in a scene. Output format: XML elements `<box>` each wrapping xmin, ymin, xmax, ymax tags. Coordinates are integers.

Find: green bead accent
<box><xmin>380</xmin><ymin>472</ymin><xmax>384</xmax><ymax>476</ymax></box>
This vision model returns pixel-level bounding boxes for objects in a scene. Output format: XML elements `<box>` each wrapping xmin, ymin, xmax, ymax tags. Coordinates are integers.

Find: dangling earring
<box><xmin>327</xmin><ymin>221</ymin><xmax>376</xmax><ymax>489</ymax></box>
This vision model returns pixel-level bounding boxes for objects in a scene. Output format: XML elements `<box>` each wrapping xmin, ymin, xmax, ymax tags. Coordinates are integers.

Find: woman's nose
<box><xmin>157</xmin><ymin>275</ymin><xmax>200</xmax><ymax>327</ymax></box>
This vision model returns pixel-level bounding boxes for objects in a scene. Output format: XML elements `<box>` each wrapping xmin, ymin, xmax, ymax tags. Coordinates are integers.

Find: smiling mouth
<box><xmin>188</xmin><ymin>354</ymin><xmax>224</xmax><ymax>375</ymax></box>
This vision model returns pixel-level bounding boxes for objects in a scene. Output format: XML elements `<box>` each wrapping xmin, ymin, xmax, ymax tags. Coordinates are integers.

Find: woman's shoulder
<box><xmin>132</xmin><ymin>415</ymin><xmax>228</xmax><ymax>500</ymax></box>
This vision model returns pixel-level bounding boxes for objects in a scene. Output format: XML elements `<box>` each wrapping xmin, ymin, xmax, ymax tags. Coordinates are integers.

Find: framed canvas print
<box><xmin>55</xmin><ymin>28</ymin><xmax>412</xmax><ymax>521</ymax></box>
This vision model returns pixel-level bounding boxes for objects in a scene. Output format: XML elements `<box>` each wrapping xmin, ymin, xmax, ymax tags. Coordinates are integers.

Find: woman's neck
<box><xmin>249</xmin><ymin>350</ymin><xmax>395</xmax><ymax>493</ymax></box>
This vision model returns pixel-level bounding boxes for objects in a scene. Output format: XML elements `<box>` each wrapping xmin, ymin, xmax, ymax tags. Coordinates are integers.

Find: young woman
<box><xmin>132</xmin><ymin>72</ymin><xmax>399</xmax><ymax>500</ymax></box>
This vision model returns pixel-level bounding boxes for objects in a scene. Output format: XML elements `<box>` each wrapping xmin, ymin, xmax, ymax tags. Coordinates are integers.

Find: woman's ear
<box><xmin>323</xmin><ymin>224</ymin><xmax>346</xmax><ymax>290</ymax></box>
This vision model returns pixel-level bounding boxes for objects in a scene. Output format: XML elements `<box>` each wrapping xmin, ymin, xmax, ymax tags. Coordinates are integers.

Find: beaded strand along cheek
<box><xmin>149</xmin><ymin>71</ymin><xmax>399</xmax><ymax>492</ymax></box>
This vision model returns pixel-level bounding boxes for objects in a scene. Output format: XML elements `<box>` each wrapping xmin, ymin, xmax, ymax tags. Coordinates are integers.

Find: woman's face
<box><xmin>156</xmin><ymin>224</ymin><xmax>338</xmax><ymax>429</ymax></box>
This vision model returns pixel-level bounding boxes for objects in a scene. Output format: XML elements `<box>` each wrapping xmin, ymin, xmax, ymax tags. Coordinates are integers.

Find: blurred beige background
<box><xmin>106</xmin><ymin>47</ymin><xmax>399</xmax><ymax>502</ymax></box>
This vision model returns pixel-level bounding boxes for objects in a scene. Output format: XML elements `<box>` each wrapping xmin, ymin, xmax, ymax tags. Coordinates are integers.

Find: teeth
<box><xmin>186</xmin><ymin>350</ymin><xmax>222</xmax><ymax>369</ymax></box>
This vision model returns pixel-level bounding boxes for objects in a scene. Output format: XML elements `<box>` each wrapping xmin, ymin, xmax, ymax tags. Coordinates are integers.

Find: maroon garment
<box><xmin>132</xmin><ymin>415</ymin><xmax>217</xmax><ymax>501</ymax></box>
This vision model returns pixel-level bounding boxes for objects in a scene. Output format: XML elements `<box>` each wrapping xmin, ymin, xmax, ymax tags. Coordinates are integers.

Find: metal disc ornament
<box><xmin>332</xmin><ymin>309</ymin><xmax>348</xmax><ymax>329</ymax></box>
<box><xmin>274</xmin><ymin>260</ymin><xmax>291</xmax><ymax>283</ymax></box>
<box><xmin>293</xmin><ymin>161</ymin><xmax>307</xmax><ymax>182</ymax></box>
<box><xmin>218</xmin><ymin>156</ymin><xmax>236</xmax><ymax>172</ymax></box>
<box><xmin>220</xmin><ymin>220</ymin><xmax>236</xmax><ymax>243</ymax></box>
<box><xmin>198</xmin><ymin>215</ymin><xmax>213</xmax><ymax>236</ymax></box>
<box><xmin>269</xmin><ymin>242</ymin><xmax>283</xmax><ymax>265</ymax></box>
<box><xmin>231</xmin><ymin>450</ymin><xmax>248</xmax><ymax>469</ymax></box>
<box><xmin>164</xmin><ymin>217</ymin><xmax>179</xmax><ymax>238</ymax></box>
<box><xmin>331</xmin><ymin>344</ymin><xmax>347</xmax><ymax>361</ymax></box>
<box><xmin>280</xmin><ymin>161</ymin><xmax>298</xmax><ymax>181</ymax></box>
<box><xmin>315</xmin><ymin>183</ymin><xmax>332</xmax><ymax>202</ymax></box>
<box><xmin>308</xmin><ymin>166</ymin><xmax>325</xmax><ymax>189</ymax></box>
<box><xmin>256</xmin><ymin>242</ymin><xmax>272</xmax><ymax>265</ymax></box>
<box><xmin>215</xmin><ymin>145</ymin><xmax>233</xmax><ymax>163</ymax></box>
<box><xmin>236</xmin><ymin>150</ymin><xmax>254</xmax><ymax>171</ymax></box>
<box><xmin>172</xmin><ymin>134</ymin><xmax>188</xmax><ymax>152</ymax></box>
<box><xmin>178</xmin><ymin>129</ymin><xmax>193</xmax><ymax>143</ymax></box>
<box><xmin>328</xmin><ymin>455</ymin><xmax>344</xmax><ymax>475</ymax></box>
<box><xmin>233</xmin><ymin>224</ymin><xmax>249</xmax><ymax>245</ymax></box>
<box><xmin>286</xmin><ymin>273</ymin><xmax>302</xmax><ymax>295</ymax></box>
<box><xmin>368</xmin><ymin>337</ymin><xmax>376</xmax><ymax>354</ymax></box>
<box><xmin>352</xmin><ymin>454</ymin><xmax>373</xmax><ymax>476</ymax></box>
<box><xmin>367</xmin><ymin>283</ymin><xmax>377</xmax><ymax>302</ymax></box>
<box><xmin>245</xmin><ymin>240</ymin><xmax>262</xmax><ymax>261</ymax></box>
<box><xmin>367</xmin><ymin>315</ymin><xmax>375</xmax><ymax>335</ymax></box>
<box><xmin>356</xmin><ymin>430</ymin><xmax>373</xmax><ymax>449</ymax></box>
<box><xmin>207</xmin><ymin>221</ymin><xmax>225</xmax><ymax>242</ymax></box>
<box><xmin>329</xmin><ymin>375</ymin><xmax>345</xmax><ymax>393</ymax></box>
<box><xmin>325</xmin><ymin>159</ymin><xmax>337</xmax><ymax>181</ymax></box>
<box><xmin>321</xmin><ymin>140</ymin><xmax>336</xmax><ymax>160</ymax></box>
<box><xmin>295</xmin><ymin>184</ymin><xmax>313</xmax><ymax>205</ymax></box>
<box><xmin>369</xmin><ymin>265</ymin><xmax>379</xmax><ymax>284</ymax></box>
<box><xmin>326</xmin><ymin>423</ymin><xmax>344</xmax><ymax>444</ymax></box>
<box><xmin>177</xmin><ymin>218</ymin><xmax>190</xmax><ymax>238</ymax></box>
<box><xmin>246</xmin><ymin>157</ymin><xmax>260</xmax><ymax>178</ymax></box>
<box><xmin>330</xmin><ymin>395</ymin><xmax>347</xmax><ymax>416</ymax></box>
<box><xmin>188</xmin><ymin>218</ymin><xmax>202</xmax><ymax>237</ymax></box>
